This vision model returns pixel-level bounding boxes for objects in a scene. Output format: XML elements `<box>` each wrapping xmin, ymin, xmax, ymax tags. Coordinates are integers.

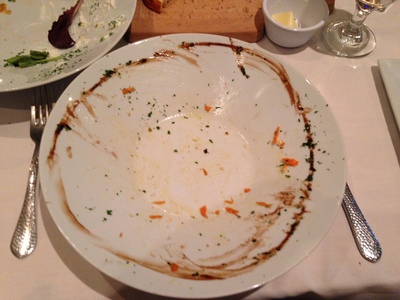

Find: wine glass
<box><xmin>322</xmin><ymin>0</ymin><xmax>396</xmax><ymax>57</ymax></box>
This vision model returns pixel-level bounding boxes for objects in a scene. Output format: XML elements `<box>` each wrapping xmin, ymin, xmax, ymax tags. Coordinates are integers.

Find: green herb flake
<box><xmin>108</xmin><ymin>20</ymin><xmax>117</xmax><ymax>29</ymax></box>
<box><xmin>104</xmin><ymin>69</ymin><xmax>116</xmax><ymax>78</ymax></box>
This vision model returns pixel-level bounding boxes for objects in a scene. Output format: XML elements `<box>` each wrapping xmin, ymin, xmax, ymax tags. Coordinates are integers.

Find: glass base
<box><xmin>322</xmin><ymin>20</ymin><xmax>376</xmax><ymax>57</ymax></box>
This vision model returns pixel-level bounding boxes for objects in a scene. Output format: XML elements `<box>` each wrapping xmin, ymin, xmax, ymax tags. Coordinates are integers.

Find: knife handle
<box><xmin>342</xmin><ymin>183</ymin><xmax>382</xmax><ymax>262</ymax></box>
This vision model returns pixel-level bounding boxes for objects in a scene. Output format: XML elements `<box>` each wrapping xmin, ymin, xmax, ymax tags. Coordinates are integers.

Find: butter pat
<box><xmin>271</xmin><ymin>11</ymin><xmax>297</xmax><ymax>29</ymax></box>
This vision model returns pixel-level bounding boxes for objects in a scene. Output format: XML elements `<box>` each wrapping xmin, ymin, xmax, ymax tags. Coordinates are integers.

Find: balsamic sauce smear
<box><xmin>48</xmin><ymin>39</ymin><xmax>316</xmax><ymax>280</ymax></box>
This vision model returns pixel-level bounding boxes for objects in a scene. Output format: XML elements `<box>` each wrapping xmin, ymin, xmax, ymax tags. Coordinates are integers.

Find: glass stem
<box><xmin>341</xmin><ymin>2</ymin><xmax>375</xmax><ymax>44</ymax></box>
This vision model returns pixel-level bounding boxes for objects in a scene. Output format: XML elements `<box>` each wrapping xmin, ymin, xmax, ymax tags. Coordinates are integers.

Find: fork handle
<box><xmin>10</xmin><ymin>145</ymin><xmax>39</xmax><ymax>259</ymax></box>
<box><xmin>342</xmin><ymin>183</ymin><xmax>382</xmax><ymax>262</ymax></box>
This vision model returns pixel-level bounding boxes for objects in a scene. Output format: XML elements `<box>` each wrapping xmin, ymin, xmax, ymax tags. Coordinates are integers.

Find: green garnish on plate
<box><xmin>4</xmin><ymin>50</ymin><xmax>63</xmax><ymax>68</ymax></box>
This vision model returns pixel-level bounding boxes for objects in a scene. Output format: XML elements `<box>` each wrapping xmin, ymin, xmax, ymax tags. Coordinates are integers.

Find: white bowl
<box><xmin>263</xmin><ymin>0</ymin><xmax>329</xmax><ymax>48</ymax></box>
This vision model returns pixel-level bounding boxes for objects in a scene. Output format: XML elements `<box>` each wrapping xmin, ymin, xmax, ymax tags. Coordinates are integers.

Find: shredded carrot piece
<box><xmin>256</xmin><ymin>201</ymin><xmax>272</xmax><ymax>208</ymax></box>
<box><xmin>273</xmin><ymin>126</ymin><xmax>280</xmax><ymax>144</ymax></box>
<box><xmin>273</xmin><ymin>126</ymin><xmax>285</xmax><ymax>148</ymax></box>
<box><xmin>119</xmin><ymin>232</ymin><xmax>123</xmax><ymax>237</ymax></box>
<box><xmin>149</xmin><ymin>215</ymin><xmax>163</xmax><ymax>219</ymax></box>
<box><xmin>282</xmin><ymin>158</ymin><xmax>299</xmax><ymax>166</ymax></box>
<box><xmin>152</xmin><ymin>200</ymin><xmax>166</xmax><ymax>205</ymax></box>
<box><xmin>121</xmin><ymin>86</ymin><xmax>136</xmax><ymax>95</ymax></box>
<box><xmin>202</xmin><ymin>168</ymin><xmax>208</xmax><ymax>176</ymax></box>
<box><xmin>204</xmin><ymin>104</ymin><xmax>212</xmax><ymax>112</ymax></box>
<box><xmin>225</xmin><ymin>207</ymin><xmax>239</xmax><ymax>215</ymax></box>
<box><xmin>224</xmin><ymin>197</ymin><xmax>234</xmax><ymax>204</ymax></box>
<box><xmin>170</xmin><ymin>263</ymin><xmax>179</xmax><ymax>272</ymax></box>
<box><xmin>244</xmin><ymin>188</ymin><xmax>251</xmax><ymax>193</ymax></box>
<box><xmin>200</xmin><ymin>205</ymin><xmax>208</xmax><ymax>218</ymax></box>
<box><xmin>281</xmin><ymin>158</ymin><xmax>299</xmax><ymax>172</ymax></box>
<box><xmin>215</xmin><ymin>210</ymin><xmax>220</xmax><ymax>215</ymax></box>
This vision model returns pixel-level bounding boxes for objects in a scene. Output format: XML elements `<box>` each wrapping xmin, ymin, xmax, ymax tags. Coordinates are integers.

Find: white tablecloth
<box><xmin>1</xmin><ymin>1</ymin><xmax>399</xmax><ymax>299</ymax></box>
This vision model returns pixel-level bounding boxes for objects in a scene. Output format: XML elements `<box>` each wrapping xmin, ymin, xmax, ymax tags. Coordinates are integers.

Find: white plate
<box><xmin>39</xmin><ymin>34</ymin><xmax>346</xmax><ymax>299</ymax></box>
<box><xmin>378</xmin><ymin>59</ymin><xmax>400</xmax><ymax>131</ymax></box>
<box><xmin>0</xmin><ymin>0</ymin><xmax>136</xmax><ymax>92</ymax></box>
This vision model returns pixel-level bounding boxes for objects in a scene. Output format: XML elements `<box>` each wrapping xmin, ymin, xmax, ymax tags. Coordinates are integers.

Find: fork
<box><xmin>10</xmin><ymin>84</ymin><xmax>55</xmax><ymax>259</ymax></box>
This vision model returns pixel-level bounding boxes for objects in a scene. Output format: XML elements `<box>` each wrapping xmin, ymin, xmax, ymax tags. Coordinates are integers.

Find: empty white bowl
<box><xmin>263</xmin><ymin>0</ymin><xmax>329</xmax><ymax>48</ymax></box>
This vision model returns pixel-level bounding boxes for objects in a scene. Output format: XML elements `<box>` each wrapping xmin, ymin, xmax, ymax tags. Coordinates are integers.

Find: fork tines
<box><xmin>32</xmin><ymin>84</ymin><xmax>55</xmax><ymax>126</ymax></box>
